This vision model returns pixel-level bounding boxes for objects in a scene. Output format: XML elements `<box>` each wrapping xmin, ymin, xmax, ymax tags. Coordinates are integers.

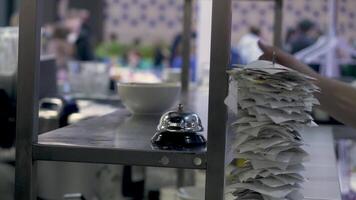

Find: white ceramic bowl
<box><xmin>117</xmin><ymin>82</ymin><xmax>181</xmax><ymax>115</ymax></box>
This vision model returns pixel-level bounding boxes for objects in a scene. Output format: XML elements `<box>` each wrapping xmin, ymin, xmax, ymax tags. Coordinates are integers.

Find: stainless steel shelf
<box><xmin>34</xmin><ymin>90</ymin><xmax>238</xmax><ymax>170</ymax></box>
<box><xmin>35</xmin><ymin>110</ymin><xmax>207</xmax><ymax>169</ymax></box>
<box><xmin>15</xmin><ymin>0</ymin><xmax>258</xmax><ymax>198</ymax></box>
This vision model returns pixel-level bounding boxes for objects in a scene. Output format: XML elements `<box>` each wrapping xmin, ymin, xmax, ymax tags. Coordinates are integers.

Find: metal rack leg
<box><xmin>181</xmin><ymin>0</ymin><xmax>193</xmax><ymax>93</ymax></box>
<box><xmin>179</xmin><ymin>63</ymin><xmax>196</xmax><ymax>188</ymax></box>
<box><xmin>177</xmin><ymin>169</ymin><xmax>185</xmax><ymax>188</ymax></box>
<box><xmin>273</xmin><ymin>0</ymin><xmax>283</xmax><ymax>48</ymax></box>
<box><xmin>15</xmin><ymin>0</ymin><xmax>42</xmax><ymax>199</ymax></box>
<box><xmin>205</xmin><ymin>0</ymin><xmax>231</xmax><ymax>199</ymax></box>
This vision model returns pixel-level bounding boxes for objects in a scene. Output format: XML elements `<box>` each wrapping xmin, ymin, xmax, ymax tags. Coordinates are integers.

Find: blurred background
<box><xmin>1</xmin><ymin>0</ymin><xmax>356</xmax><ymax>199</ymax></box>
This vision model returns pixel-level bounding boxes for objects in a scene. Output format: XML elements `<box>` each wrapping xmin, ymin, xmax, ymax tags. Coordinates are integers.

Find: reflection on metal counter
<box><xmin>39</xmin><ymin>98</ymin><xmax>63</xmax><ymax>134</ymax></box>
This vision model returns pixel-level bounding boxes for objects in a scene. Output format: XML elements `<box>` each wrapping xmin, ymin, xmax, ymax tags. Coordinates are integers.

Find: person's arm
<box><xmin>258</xmin><ymin>41</ymin><xmax>356</xmax><ymax>129</ymax></box>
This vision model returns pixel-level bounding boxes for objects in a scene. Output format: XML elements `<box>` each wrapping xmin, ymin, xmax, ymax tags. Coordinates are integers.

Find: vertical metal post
<box><xmin>178</xmin><ymin>0</ymin><xmax>193</xmax><ymax>184</ymax></box>
<box><xmin>273</xmin><ymin>0</ymin><xmax>283</xmax><ymax>48</ymax></box>
<box><xmin>324</xmin><ymin>0</ymin><xmax>338</xmax><ymax>77</ymax></box>
<box><xmin>205</xmin><ymin>0</ymin><xmax>231</xmax><ymax>199</ymax></box>
<box><xmin>15</xmin><ymin>0</ymin><xmax>42</xmax><ymax>199</ymax></box>
<box><xmin>0</xmin><ymin>0</ymin><xmax>7</xmax><ymax>26</ymax></box>
<box><xmin>181</xmin><ymin>0</ymin><xmax>193</xmax><ymax>93</ymax></box>
<box><xmin>177</xmin><ymin>169</ymin><xmax>185</xmax><ymax>188</ymax></box>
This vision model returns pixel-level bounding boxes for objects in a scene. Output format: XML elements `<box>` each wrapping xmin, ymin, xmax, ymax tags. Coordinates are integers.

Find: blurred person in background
<box><xmin>169</xmin><ymin>32</ymin><xmax>197</xmax><ymax>67</ymax></box>
<box><xmin>153</xmin><ymin>41</ymin><xmax>169</xmax><ymax>70</ymax></box>
<box><xmin>48</xmin><ymin>25</ymin><xmax>74</xmax><ymax>69</ymax></box>
<box><xmin>58</xmin><ymin>0</ymin><xmax>94</xmax><ymax>61</ymax></box>
<box><xmin>127</xmin><ymin>38</ymin><xmax>143</xmax><ymax>69</ymax></box>
<box><xmin>67</xmin><ymin>9</ymin><xmax>95</xmax><ymax>61</ymax></box>
<box><xmin>170</xmin><ymin>33</ymin><xmax>197</xmax><ymax>82</ymax></box>
<box><xmin>290</xmin><ymin>19</ymin><xmax>321</xmax><ymax>54</ymax></box>
<box><xmin>284</xmin><ymin>28</ymin><xmax>298</xmax><ymax>53</ymax></box>
<box><xmin>236</xmin><ymin>26</ymin><xmax>263</xmax><ymax>64</ymax></box>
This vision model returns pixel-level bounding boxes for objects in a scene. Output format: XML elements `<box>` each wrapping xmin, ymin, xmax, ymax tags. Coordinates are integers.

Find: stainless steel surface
<box><xmin>181</xmin><ymin>0</ymin><xmax>193</xmax><ymax>92</ymax></box>
<box><xmin>35</xmin><ymin>108</ymin><xmax>207</xmax><ymax>169</ymax></box>
<box><xmin>301</xmin><ymin>127</ymin><xmax>341</xmax><ymax>200</ymax></box>
<box><xmin>206</xmin><ymin>0</ymin><xmax>232</xmax><ymax>199</ymax></box>
<box><xmin>15</xmin><ymin>0</ymin><xmax>42</xmax><ymax>199</ymax></box>
<box><xmin>157</xmin><ymin>104</ymin><xmax>204</xmax><ymax>133</ymax></box>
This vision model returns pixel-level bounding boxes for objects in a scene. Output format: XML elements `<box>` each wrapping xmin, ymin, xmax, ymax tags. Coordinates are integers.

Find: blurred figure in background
<box><xmin>58</xmin><ymin>0</ymin><xmax>94</xmax><ymax>61</ymax></box>
<box><xmin>169</xmin><ymin>32</ymin><xmax>197</xmax><ymax>67</ymax></box>
<box><xmin>290</xmin><ymin>19</ymin><xmax>320</xmax><ymax>54</ymax></box>
<box><xmin>127</xmin><ymin>38</ymin><xmax>143</xmax><ymax>69</ymax></box>
<box><xmin>64</xmin><ymin>9</ymin><xmax>95</xmax><ymax>61</ymax></box>
<box><xmin>284</xmin><ymin>28</ymin><xmax>298</xmax><ymax>53</ymax></box>
<box><xmin>153</xmin><ymin>41</ymin><xmax>168</xmax><ymax>70</ymax></box>
<box><xmin>170</xmin><ymin>33</ymin><xmax>197</xmax><ymax>82</ymax></box>
<box><xmin>48</xmin><ymin>25</ymin><xmax>74</xmax><ymax>69</ymax></box>
<box><xmin>236</xmin><ymin>26</ymin><xmax>263</xmax><ymax>64</ymax></box>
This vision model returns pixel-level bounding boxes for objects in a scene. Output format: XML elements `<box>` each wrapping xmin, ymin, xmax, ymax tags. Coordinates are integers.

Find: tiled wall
<box><xmin>104</xmin><ymin>0</ymin><xmax>356</xmax><ymax>45</ymax></box>
<box><xmin>104</xmin><ymin>0</ymin><xmax>190</xmax><ymax>45</ymax></box>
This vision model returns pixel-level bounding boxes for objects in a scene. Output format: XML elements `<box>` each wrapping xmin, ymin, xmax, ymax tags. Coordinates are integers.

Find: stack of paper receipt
<box><xmin>225</xmin><ymin>60</ymin><xmax>320</xmax><ymax>200</ymax></box>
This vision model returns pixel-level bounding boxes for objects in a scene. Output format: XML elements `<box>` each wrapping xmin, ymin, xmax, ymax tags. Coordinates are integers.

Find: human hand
<box><xmin>258</xmin><ymin>41</ymin><xmax>319</xmax><ymax>78</ymax></box>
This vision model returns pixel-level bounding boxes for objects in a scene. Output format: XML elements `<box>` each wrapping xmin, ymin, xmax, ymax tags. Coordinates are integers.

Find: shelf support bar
<box><xmin>181</xmin><ymin>0</ymin><xmax>193</xmax><ymax>93</ymax></box>
<box><xmin>15</xmin><ymin>0</ymin><xmax>42</xmax><ymax>199</ymax></box>
<box><xmin>273</xmin><ymin>0</ymin><xmax>283</xmax><ymax>48</ymax></box>
<box><xmin>206</xmin><ymin>0</ymin><xmax>231</xmax><ymax>199</ymax></box>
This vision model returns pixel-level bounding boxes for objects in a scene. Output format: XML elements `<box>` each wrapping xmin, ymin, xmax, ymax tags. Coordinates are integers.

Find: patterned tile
<box><xmin>103</xmin><ymin>0</ymin><xmax>356</xmax><ymax>45</ymax></box>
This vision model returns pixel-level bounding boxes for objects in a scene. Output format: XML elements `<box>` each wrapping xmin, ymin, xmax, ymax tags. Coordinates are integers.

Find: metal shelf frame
<box><xmin>15</xmin><ymin>0</ymin><xmax>284</xmax><ymax>199</ymax></box>
<box><xmin>34</xmin><ymin>109</ymin><xmax>208</xmax><ymax>169</ymax></box>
